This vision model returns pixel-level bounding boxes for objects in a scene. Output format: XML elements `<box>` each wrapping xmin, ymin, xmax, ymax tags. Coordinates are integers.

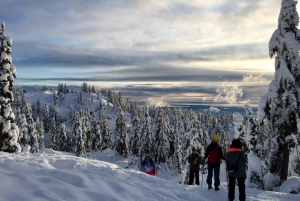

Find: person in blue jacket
<box><xmin>141</xmin><ymin>155</ymin><xmax>156</xmax><ymax>176</ymax></box>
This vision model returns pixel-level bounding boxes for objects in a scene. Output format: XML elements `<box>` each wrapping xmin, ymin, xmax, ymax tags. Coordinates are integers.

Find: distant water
<box><xmin>170</xmin><ymin>104</ymin><xmax>257</xmax><ymax>116</ymax></box>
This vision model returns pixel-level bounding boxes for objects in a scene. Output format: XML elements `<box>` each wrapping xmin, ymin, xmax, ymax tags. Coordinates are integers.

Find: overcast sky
<box><xmin>1</xmin><ymin>0</ymin><xmax>285</xmax><ymax>107</ymax></box>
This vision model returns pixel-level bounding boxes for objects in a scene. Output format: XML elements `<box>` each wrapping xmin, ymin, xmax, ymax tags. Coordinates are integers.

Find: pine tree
<box><xmin>90</xmin><ymin>114</ymin><xmax>102</xmax><ymax>151</ymax></box>
<box><xmin>27</xmin><ymin>111</ymin><xmax>38</xmax><ymax>153</ymax></box>
<box><xmin>72</xmin><ymin>112</ymin><xmax>86</xmax><ymax>156</ymax></box>
<box><xmin>244</xmin><ymin>105</ymin><xmax>264</xmax><ymax>189</ymax></box>
<box><xmin>128</xmin><ymin>110</ymin><xmax>140</xmax><ymax>156</ymax></box>
<box><xmin>19</xmin><ymin>114</ymin><xmax>29</xmax><ymax>152</ymax></box>
<box><xmin>35</xmin><ymin>117</ymin><xmax>45</xmax><ymax>149</ymax></box>
<box><xmin>42</xmin><ymin>104</ymin><xmax>50</xmax><ymax>132</ymax></box>
<box><xmin>114</xmin><ymin>110</ymin><xmax>129</xmax><ymax>158</ymax></box>
<box><xmin>48</xmin><ymin>117</ymin><xmax>58</xmax><ymax>150</ymax></box>
<box><xmin>81</xmin><ymin>108</ymin><xmax>91</xmax><ymax>153</ymax></box>
<box><xmin>0</xmin><ymin>22</ymin><xmax>21</xmax><ymax>152</ymax></box>
<box><xmin>258</xmin><ymin>0</ymin><xmax>300</xmax><ymax>185</ymax></box>
<box><xmin>57</xmin><ymin>123</ymin><xmax>67</xmax><ymax>151</ymax></box>
<box><xmin>138</xmin><ymin>106</ymin><xmax>153</xmax><ymax>164</ymax></box>
<box><xmin>102</xmin><ymin>115</ymin><xmax>112</xmax><ymax>150</ymax></box>
<box><xmin>78</xmin><ymin>91</ymin><xmax>84</xmax><ymax>106</ymax></box>
<box><xmin>66</xmin><ymin>126</ymin><xmax>73</xmax><ymax>152</ymax></box>
<box><xmin>173</xmin><ymin>113</ymin><xmax>184</xmax><ymax>174</ymax></box>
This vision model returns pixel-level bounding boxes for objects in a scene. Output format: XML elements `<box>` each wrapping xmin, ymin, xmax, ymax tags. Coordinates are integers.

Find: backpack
<box><xmin>227</xmin><ymin>152</ymin><xmax>242</xmax><ymax>173</ymax></box>
<box><xmin>208</xmin><ymin>147</ymin><xmax>219</xmax><ymax>164</ymax></box>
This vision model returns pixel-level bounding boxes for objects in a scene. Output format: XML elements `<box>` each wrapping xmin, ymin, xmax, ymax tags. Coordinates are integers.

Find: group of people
<box><xmin>141</xmin><ymin>134</ymin><xmax>246</xmax><ymax>201</ymax></box>
<box><xmin>188</xmin><ymin>134</ymin><xmax>246</xmax><ymax>201</ymax></box>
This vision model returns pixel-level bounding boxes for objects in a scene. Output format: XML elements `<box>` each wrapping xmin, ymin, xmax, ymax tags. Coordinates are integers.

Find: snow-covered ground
<box><xmin>1</xmin><ymin>149</ymin><xmax>299</xmax><ymax>201</ymax></box>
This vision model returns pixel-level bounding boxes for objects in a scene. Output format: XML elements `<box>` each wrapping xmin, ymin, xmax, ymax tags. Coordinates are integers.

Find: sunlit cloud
<box><xmin>242</xmin><ymin>74</ymin><xmax>270</xmax><ymax>83</ymax></box>
<box><xmin>1</xmin><ymin>0</ymin><xmax>284</xmax><ymax>107</ymax></box>
<box><xmin>215</xmin><ymin>83</ymin><xmax>250</xmax><ymax>105</ymax></box>
<box><xmin>146</xmin><ymin>97</ymin><xmax>170</xmax><ymax>107</ymax></box>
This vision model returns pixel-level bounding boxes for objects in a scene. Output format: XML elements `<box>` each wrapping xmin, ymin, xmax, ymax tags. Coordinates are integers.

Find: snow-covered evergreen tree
<box><xmin>57</xmin><ymin>123</ymin><xmax>67</xmax><ymax>151</ymax></box>
<box><xmin>114</xmin><ymin>110</ymin><xmax>129</xmax><ymax>158</ymax></box>
<box><xmin>27</xmin><ymin>112</ymin><xmax>38</xmax><ymax>153</ymax></box>
<box><xmin>66</xmin><ymin>126</ymin><xmax>73</xmax><ymax>152</ymax></box>
<box><xmin>73</xmin><ymin>112</ymin><xmax>85</xmax><ymax>156</ymax></box>
<box><xmin>90</xmin><ymin>114</ymin><xmax>102</xmax><ymax>151</ymax></box>
<box><xmin>173</xmin><ymin>114</ymin><xmax>184</xmax><ymax>174</ymax></box>
<box><xmin>48</xmin><ymin>117</ymin><xmax>58</xmax><ymax>150</ymax></box>
<box><xmin>42</xmin><ymin>103</ymin><xmax>50</xmax><ymax>132</ymax></box>
<box><xmin>258</xmin><ymin>0</ymin><xmax>300</xmax><ymax>186</ymax></box>
<box><xmin>138</xmin><ymin>106</ymin><xmax>154</xmax><ymax>164</ymax></box>
<box><xmin>244</xmin><ymin>105</ymin><xmax>264</xmax><ymax>189</ymax></box>
<box><xmin>129</xmin><ymin>110</ymin><xmax>140</xmax><ymax>156</ymax></box>
<box><xmin>19</xmin><ymin>114</ymin><xmax>29</xmax><ymax>152</ymax></box>
<box><xmin>0</xmin><ymin>22</ymin><xmax>21</xmax><ymax>152</ymax></box>
<box><xmin>35</xmin><ymin>117</ymin><xmax>44</xmax><ymax>149</ymax></box>
<box><xmin>100</xmin><ymin>108</ymin><xmax>112</xmax><ymax>150</ymax></box>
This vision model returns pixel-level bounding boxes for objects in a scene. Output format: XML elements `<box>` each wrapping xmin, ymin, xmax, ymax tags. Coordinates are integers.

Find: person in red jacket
<box><xmin>203</xmin><ymin>134</ymin><xmax>226</xmax><ymax>191</ymax></box>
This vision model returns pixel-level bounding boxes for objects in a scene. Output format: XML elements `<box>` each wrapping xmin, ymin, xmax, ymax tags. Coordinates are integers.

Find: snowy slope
<box><xmin>0</xmin><ymin>149</ymin><xmax>299</xmax><ymax>201</ymax></box>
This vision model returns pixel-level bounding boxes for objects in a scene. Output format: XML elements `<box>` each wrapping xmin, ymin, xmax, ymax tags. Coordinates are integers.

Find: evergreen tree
<box><xmin>90</xmin><ymin>114</ymin><xmax>102</xmax><ymax>151</ymax></box>
<box><xmin>78</xmin><ymin>91</ymin><xmax>84</xmax><ymax>106</ymax></box>
<box><xmin>138</xmin><ymin>106</ymin><xmax>154</xmax><ymax>164</ymax></box>
<box><xmin>19</xmin><ymin>114</ymin><xmax>29</xmax><ymax>152</ymax></box>
<box><xmin>48</xmin><ymin>117</ymin><xmax>58</xmax><ymax>150</ymax></box>
<box><xmin>258</xmin><ymin>0</ymin><xmax>300</xmax><ymax>185</ymax></box>
<box><xmin>35</xmin><ymin>117</ymin><xmax>45</xmax><ymax>149</ymax></box>
<box><xmin>102</xmin><ymin>115</ymin><xmax>112</xmax><ymax>150</ymax></box>
<box><xmin>66</xmin><ymin>126</ymin><xmax>73</xmax><ymax>152</ymax></box>
<box><xmin>244</xmin><ymin>105</ymin><xmax>264</xmax><ymax>189</ymax></box>
<box><xmin>57</xmin><ymin>123</ymin><xmax>67</xmax><ymax>151</ymax></box>
<box><xmin>128</xmin><ymin>110</ymin><xmax>140</xmax><ymax>156</ymax></box>
<box><xmin>73</xmin><ymin>112</ymin><xmax>85</xmax><ymax>156</ymax></box>
<box><xmin>173</xmin><ymin>113</ymin><xmax>184</xmax><ymax>174</ymax></box>
<box><xmin>114</xmin><ymin>110</ymin><xmax>129</xmax><ymax>158</ymax></box>
<box><xmin>0</xmin><ymin>21</ymin><xmax>21</xmax><ymax>152</ymax></box>
<box><xmin>42</xmin><ymin>104</ymin><xmax>50</xmax><ymax>132</ymax></box>
<box><xmin>81</xmin><ymin>108</ymin><xmax>91</xmax><ymax>153</ymax></box>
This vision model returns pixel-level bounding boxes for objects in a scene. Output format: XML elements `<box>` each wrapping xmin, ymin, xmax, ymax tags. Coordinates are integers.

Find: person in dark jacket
<box><xmin>141</xmin><ymin>155</ymin><xmax>156</xmax><ymax>176</ymax></box>
<box><xmin>226</xmin><ymin>139</ymin><xmax>246</xmax><ymax>201</ymax></box>
<box><xmin>203</xmin><ymin>134</ymin><xmax>226</xmax><ymax>190</ymax></box>
<box><xmin>188</xmin><ymin>147</ymin><xmax>202</xmax><ymax>185</ymax></box>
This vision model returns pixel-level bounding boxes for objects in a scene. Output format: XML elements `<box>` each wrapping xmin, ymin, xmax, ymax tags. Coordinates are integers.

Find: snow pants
<box><xmin>206</xmin><ymin>163</ymin><xmax>220</xmax><ymax>187</ymax></box>
<box><xmin>189</xmin><ymin>169</ymin><xmax>199</xmax><ymax>185</ymax></box>
<box><xmin>228</xmin><ymin>176</ymin><xmax>245</xmax><ymax>201</ymax></box>
<box><xmin>145</xmin><ymin>171</ymin><xmax>156</xmax><ymax>176</ymax></box>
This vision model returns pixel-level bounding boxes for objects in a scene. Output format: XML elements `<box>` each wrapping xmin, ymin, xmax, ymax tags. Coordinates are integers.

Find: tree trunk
<box><xmin>280</xmin><ymin>141</ymin><xmax>289</xmax><ymax>183</ymax></box>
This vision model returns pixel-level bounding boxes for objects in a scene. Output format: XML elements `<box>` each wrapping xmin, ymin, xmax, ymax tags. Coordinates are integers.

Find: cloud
<box><xmin>209</xmin><ymin>107</ymin><xmax>220</xmax><ymax>113</ymax></box>
<box><xmin>215</xmin><ymin>83</ymin><xmax>250</xmax><ymax>105</ymax></box>
<box><xmin>242</xmin><ymin>74</ymin><xmax>270</xmax><ymax>83</ymax></box>
<box><xmin>146</xmin><ymin>97</ymin><xmax>170</xmax><ymax>107</ymax></box>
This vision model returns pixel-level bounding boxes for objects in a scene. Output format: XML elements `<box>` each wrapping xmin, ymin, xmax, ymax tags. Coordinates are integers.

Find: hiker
<box><xmin>141</xmin><ymin>155</ymin><xmax>156</xmax><ymax>176</ymax></box>
<box><xmin>188</xmin><ymin>147</ymin><xmax>202</xmax><ymax>185</ymax></box>
<box><xmin>226</xmin><ymin>139</ymin><xmax>246</xmax><ymax>201</ymax></box>
<box><xmin>203</xmin><ymin>134</ymin><xmax>226</xmax><ymax>191</ymax></box>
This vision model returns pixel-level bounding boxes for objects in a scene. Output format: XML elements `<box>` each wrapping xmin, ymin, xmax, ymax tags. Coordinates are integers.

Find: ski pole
<box><xmin>200</xmin><ymin>163</ymin><xmax>204</xmax><ymax>188</ymax></box>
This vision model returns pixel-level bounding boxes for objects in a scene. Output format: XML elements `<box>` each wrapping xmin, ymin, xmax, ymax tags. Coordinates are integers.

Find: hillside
<box><xmin>1</xmin><ymin>149</ymin><xmax>299</xmax><ymax>201</ymax></box>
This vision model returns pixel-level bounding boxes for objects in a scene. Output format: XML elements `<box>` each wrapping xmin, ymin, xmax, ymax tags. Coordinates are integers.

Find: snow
<box><xmin>280</xmin><ymin>177</ymin><xmax>300</xmax><ymax>194</ymax></box>
<box><xmin>0</xmin><ymin>149</ymin><xmax>299</xmax><ymax>201</ymax></box>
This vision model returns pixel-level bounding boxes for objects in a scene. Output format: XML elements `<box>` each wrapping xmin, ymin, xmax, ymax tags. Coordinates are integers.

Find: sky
<box><xmin>1</xmin><ymin>149</ymin><xmax>299</xmax><ymax>201</ymax></box>
<box><xmin>0</xmin><ymin>0</ymin><xmax>286</xmax><ymax>108</ymax></box>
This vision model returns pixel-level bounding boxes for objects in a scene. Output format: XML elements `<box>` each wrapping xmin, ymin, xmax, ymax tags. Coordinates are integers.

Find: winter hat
<box><xmin>230</xmin><ymin>139</ymin><xmax>242</xmax><ymax>149</ymax></box>
<box><xmin>212</xmin><ymin>134</ymin><xmax>219</xmax><ymax>142</ymax></box>
<box><xmin>192</xmin><ymin>147</ymin><xmax>196</xmax><ymax>151</ymax></box>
